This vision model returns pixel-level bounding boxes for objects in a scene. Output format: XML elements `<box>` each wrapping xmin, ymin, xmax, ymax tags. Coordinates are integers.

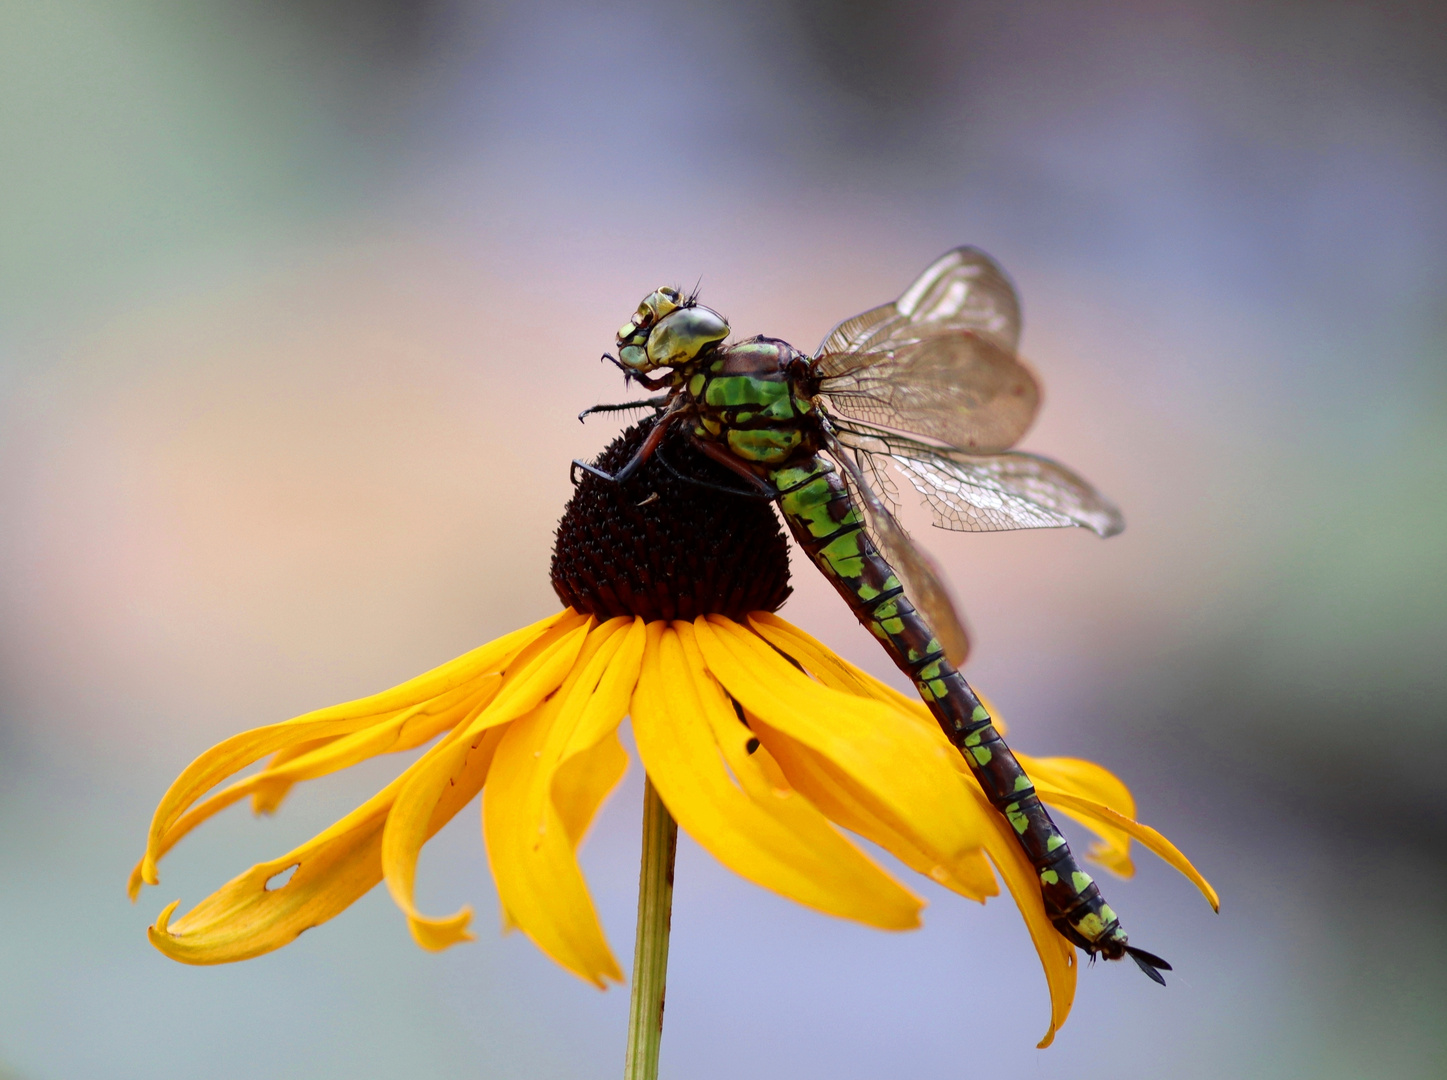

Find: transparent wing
<box><xmin>825</xmin><ymin>435</ymin><xmax>972</xmax><ymax>668</ymax></box>
<box><xmin>856</xmin><ymin>435</ymin><xmax>902</xmax><ymax>519</ymax></box>
<box><xmin>816</xmin><ymin>246</ymin><xmax>1021</xmax><ymax>357</ymax></box>
<box><xmin>833</xmin><ymin>419</ymin><xmax>1125</xmax><ymax>538</ymax></box>
<box><xmin>813</xmin><ymin>247</ymin><xmax>1038</xmax><ymax>453</ymax></box>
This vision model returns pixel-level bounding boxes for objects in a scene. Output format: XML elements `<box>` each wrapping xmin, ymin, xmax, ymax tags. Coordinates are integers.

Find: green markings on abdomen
<box><xmin>771</xmin><ymin>454</ymin><xmax>1134</xmax><ymax>962</ymax></box>
<box><xmin>775</xmin><ymin>468</ymin><xmax>869</xmax><ymax>580</ymax></box>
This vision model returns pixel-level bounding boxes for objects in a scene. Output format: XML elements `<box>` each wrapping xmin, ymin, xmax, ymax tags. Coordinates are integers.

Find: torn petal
<box><xmin>147</xmin><ymin>722</ymin><xmax>504</xmax><ymax>964</ymax></box>
<box><xmin>138</xmin><ymin>611</ymin><xmax>569</xmax><ymax>889</ymax></box>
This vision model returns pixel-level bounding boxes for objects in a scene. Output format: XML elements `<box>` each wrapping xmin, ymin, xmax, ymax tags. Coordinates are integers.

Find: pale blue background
<box><xmin>2</xmin><ymin>2</ymin><xmax>1444</xmax><ymax>1077</ymax></box>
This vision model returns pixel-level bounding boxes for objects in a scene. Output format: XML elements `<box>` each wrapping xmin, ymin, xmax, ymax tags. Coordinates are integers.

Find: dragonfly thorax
<box><xmin>689</xmin><ymin>337</ymin><xmax>820</xmax><ymax>467</ymax></box>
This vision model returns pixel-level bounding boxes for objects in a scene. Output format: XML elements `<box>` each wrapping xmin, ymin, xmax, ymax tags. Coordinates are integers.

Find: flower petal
<box><xmin>557</xmin><ymin>618</ymin><xmax>648</xmax><ymax>764</ymax></box>
<box><xmin>749</xmin><ymin>713</ymin><xmax>998</xmax><ymax>903</ymax></box>
<box><xmin>746</xmin><ymin>613</ymin><xmax>1007</xmax><ymax>741</ymax></box>
<box><xmin>966</xmin><ymin>782</ymin><xmax>1078</xmax><ymax>1048</ymax></box>
<box><xmin>252</xmin><ymin>736</ymin><xmax>340</xmax><ymax>813</ymax></box>
<box><xmin>553</xmin><ymin>734</ymin><xmax>630</xmax><ymax>861</ymax></box>
<box><xmin>137</xmin><ymin>610</ymin><xmax>571</xmax><ymax>889</ymax></box>
<box><xmin>632</xmin><ymin>623</ymin><xmax>922</xmax><ymax>930</ymax></box>
<box><xmin>747</xmin><ymin>612</ymin><xmax>1010</xmax><ymax>736</ymax></box>
<box><xmin>127</xmin><ymin>678</ymin><xmax>500</xmax><ymax>900</ymax></box>
<box><xmin>484</xmin><ymin>725</ymin><xmax>626</xmax><ymax>982</ymax></box>
<box><xmin>696</xmin><ymin>616</ymin><xmax>985</xmax><ymax>862</ymax></box>
<box><xmin>382</xmin><ymin>618</ymin><xmax>592</xmax><ymax>950</ymax></box>
<box><xmin>547</xmin><ymin>618</ymin><xmax>645</xmax><ymax>846</ymax></box>
<box><xmin>1022</xmin><ymin>754</ymin><xmax>1137</xmax><ymax>877</ymax></box>
<box><xmin>1027</xmin><ymin>789</ymin><xmax>1220</xmax><ymax>912</ymax></box>
<box><xmin>748</xmin><ymin>613</ymin><xmax>924</xmax><ymax>713</ymax></box>
<box><xmin>147</xmin><ymin>720</ymin><xmax>505</xmax><ymax>964</ymax></box>
<box><xmin>483</xmin><ymin>618</ymin><xmax>635</xmax><ymax>985</ymax></box>
<box><xmin>247</xmin><ymin>676</ymin><xmax>501</xmax><ymax>808</ymax></box>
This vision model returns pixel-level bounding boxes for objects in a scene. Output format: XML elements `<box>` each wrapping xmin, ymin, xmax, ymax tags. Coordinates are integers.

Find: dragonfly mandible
<box><xmin>573</xmin><ymin>247</ymin><xmax>1166</xmax><ymax>981</ymax></box>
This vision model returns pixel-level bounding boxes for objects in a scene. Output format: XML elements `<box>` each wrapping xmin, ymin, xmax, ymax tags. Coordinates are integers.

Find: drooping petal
<box><xmin>147</xmin><ymin>719</ymin><xmax>505</xmax><ymax>964</ymax></box>
<box><xmin>695</xmin><ymin>616</ymin><xmax>986</xmax><ymax>863</ymax></box>
<box><xmin>483</xmin><ymin>618</ymin><xmax>637</xmax><ymax>985</ymax></box>
<box><xmin>548</xmin><ymin>618</ymin><xmax>645</xmax><ymax>847</ymax></box>
<box><xmin>747</xmin><ymin>612</ymin><xmax>1009</xmax><ymax>735</ymax></box>
<box><xmin>750</xmin><ymin>614</ymin><xmax>1209</xmax><ymax>913</ymax></box>
<box><xmin>632</xmin><ymin>622</ymin><xmax>922</xmax><ymax>930</ymax></box>
<box><xmin>555</xmin><ymin>618</ymin><xmax>648</xmax><ymax>765</ymax></box>
<box><xmin>746</xmin><ymin>613</ymin><xmax>1006</xmax><ymax>897</ymax></box>
<box><xmin>966</xmin><ymin>781</ymin><xmax>1078</xmax><ymax>1048</ymax></box>
<box><xmin>246</xmin><ymin>677</ymin><xmax>500</xmax><ymax>809</ymax></box>
<box><xmin>552</xmin><ymin>732</ymin><xmax>629</xmax><ymax>850</ymax></box>
<box><xmin>137</xmin><ymin>610</ymin><xmax>571</xmax><ymax>888</ymax></box>
<box><xmin>1021</xmin><ymin>754</ymin><xmax>1137</xmax><ymax>876</ymax></box>
<box><xmin>382</xmin><ymin>618</ymin><xmax>592</xmax><ymax>950</ymax></box>
<box><xmin>750</xmin><ymin>713</ymin><xmax>998</xmax><ymax>902</ymax></box>
<box><xmin>127</xmin><ymin>678</ymin><xmax>500</xmax><ymax>900</ymax></box>
<box><xmin>1027</xmin><ymin>789</ymin><xmax>1220</xmax><ymax>912</ymax></box>
<box><xmin>252</xmin><ymin>736</ymin><xmax>342</xmax><ymax>812</ymax></box>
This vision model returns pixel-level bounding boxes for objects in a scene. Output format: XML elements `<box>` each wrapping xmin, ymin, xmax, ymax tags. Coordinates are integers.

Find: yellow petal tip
<box><xmin>407</xmin><ymin>906</ymin><xmax>476</xmax><ymax>952</ymax></box>
<box><xmin>153</xmin><ymin>898</ymin><xmax>182</xmax><ymax>937</ymax></box>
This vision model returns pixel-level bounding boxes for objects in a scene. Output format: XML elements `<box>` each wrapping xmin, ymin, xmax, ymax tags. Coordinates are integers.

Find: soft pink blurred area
<box><xmin>2</xmin><ymin>2</ymin><xmax>1444</xmax><ymax>1078</ymax></box>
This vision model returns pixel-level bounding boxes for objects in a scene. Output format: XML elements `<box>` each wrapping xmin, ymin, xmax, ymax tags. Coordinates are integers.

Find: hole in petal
<box><xmin>265</xmin><ymin>863</ymin><xmax>300</xmax><ymax>891</ymax></box>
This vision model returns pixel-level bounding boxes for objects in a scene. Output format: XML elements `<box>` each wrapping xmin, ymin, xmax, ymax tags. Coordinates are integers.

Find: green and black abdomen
<box><xmin>771</xmin><ymin>455</ymin><xmax>1134</xmax><ymax>960</ymax></box>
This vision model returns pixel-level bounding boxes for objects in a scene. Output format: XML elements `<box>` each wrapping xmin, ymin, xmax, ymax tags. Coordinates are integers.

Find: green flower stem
<box><xmin>624</xmin><ymin>776</ymin><xmax>678</xmax><ymax>1080</ymax></box>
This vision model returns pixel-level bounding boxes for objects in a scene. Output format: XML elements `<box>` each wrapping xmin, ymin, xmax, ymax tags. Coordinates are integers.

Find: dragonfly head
<box><xmin>617</xmin><ymin>287</ymin><xmax>729</xmax><ymax>373</ymax></box>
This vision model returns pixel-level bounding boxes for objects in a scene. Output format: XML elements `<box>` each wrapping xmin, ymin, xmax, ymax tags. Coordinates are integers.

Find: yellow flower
<box><xmin>131</xmin><ymin>419</ymin><xmax>1217</xmax><ymax>1049</ymax></box>
<box><xmin>131</xmin><ymin>606</ymin><xmax>1215</xmax><ymax>1047</ymax></box>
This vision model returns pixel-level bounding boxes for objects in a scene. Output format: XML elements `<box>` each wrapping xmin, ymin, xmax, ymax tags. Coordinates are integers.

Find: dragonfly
<box><xmin>573</xmin><ymin>247</ymin><xmax>1168</xmax><ymax>982</ymax></box>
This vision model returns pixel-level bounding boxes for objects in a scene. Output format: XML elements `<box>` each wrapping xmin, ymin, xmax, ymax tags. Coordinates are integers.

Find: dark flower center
<box><xmin>551</xmin><ymin>418</ymin><xmax>792</xmax><ymax>621</ymax></box>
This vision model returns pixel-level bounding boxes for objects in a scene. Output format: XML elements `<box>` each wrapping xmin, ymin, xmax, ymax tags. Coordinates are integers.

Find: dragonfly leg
<box><xmin>570</xmin><ymin>408</ymin><xmax>680</xmax><ymax>485</ymax></box>
<box><xmin>675</xmin><ymin>436</ymin><xmax>781</xmax><ymax>498</ymax></box>
<box><xmin>577</xmin><ymin>395</ymin><xmax>671</xmax><ymax>423</ymax></box>
<box><xmin>633</xmin><ymin>438</ymin><xmax>776</xmax><ymax>499</ymax></box>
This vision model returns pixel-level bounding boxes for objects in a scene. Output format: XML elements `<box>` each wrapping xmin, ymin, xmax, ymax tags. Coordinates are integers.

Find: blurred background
<box><xmin>2</xmin><ymin>1</ymin><xmax>1444</xmax><ymax>1076</ymax></box>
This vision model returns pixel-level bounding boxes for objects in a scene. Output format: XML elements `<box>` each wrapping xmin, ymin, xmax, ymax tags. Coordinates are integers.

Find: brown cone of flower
<box><xmin>551</xmin><ymin>418</ymin><xmax>792</xmax><ymax>621</ymax></box>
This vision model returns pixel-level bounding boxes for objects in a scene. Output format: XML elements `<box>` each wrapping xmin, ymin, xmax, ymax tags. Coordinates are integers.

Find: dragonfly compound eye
<box><xmin>634</xmin><ymin>288</ymin><xmax>683</xmax><ymax>329</ymax></box>
<box><xmin>645</xmin><ymin>305</ymin><xmax>729</xmax><ymax>368</ymax></box>
<box><xmin>616</xmin><ymin>287</ymin><xmax>691</xmax><ymax>371</ymax></box>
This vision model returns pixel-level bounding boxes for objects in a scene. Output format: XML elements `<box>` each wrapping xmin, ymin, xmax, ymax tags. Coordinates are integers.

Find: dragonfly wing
<box><xmin>818</xmin><ymin>335</ymin><xmax>1040</xmax><ymax>453</ymax></box>
<box><xmin>835</xmin><ymin>420</ymin><xmax>1125</xmax><ymax>538</ymax></box>
<box><xmin>813</xmin><ymin>247</ymin><xmax>1038</xmax><ymax>452</ymax></box>
<box><xmin>826</xmin><ymin>436</ymin><xmax>972</xmax><ymax>667</ymax></box>
<box><xmin>816</xmin><ymin>246</ymin><xmax>1021</xmax><ymax>358</ymax></box>
<box><xmin>894</xmin><ymin>245</ymin><xmax>1020</xmax><ymax>352</ymax></box>
<box><xmin>815</xmin><ymin>300</ymin><xmax>897</xmax><ymax>359</ymax></box>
